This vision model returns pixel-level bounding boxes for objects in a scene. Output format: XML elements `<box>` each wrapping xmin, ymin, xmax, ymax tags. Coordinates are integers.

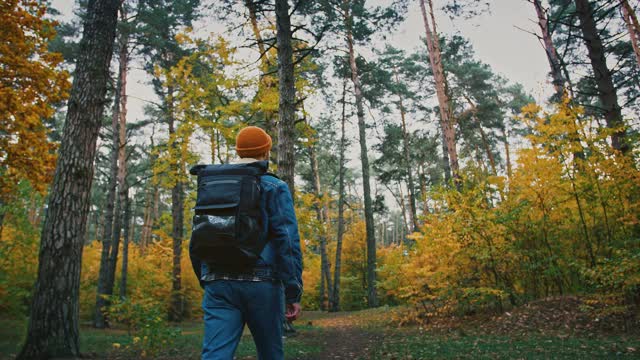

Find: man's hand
<box><xmin>285</xmin><ymin>303</ymin><xmax>301</xmax><ymax>321</ymax></box>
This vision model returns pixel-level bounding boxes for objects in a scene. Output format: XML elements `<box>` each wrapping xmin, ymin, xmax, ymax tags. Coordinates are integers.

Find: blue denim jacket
<box><xmin>189</xmin><ymin>160</ymin><xmax>303</xmax><ymax>304</ymax></box>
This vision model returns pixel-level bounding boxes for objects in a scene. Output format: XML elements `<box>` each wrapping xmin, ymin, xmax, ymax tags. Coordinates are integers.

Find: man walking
<box><xmin>189</xmin><ymin>126</ymin><xmax>303</xmax><ymax>360</ymax></box>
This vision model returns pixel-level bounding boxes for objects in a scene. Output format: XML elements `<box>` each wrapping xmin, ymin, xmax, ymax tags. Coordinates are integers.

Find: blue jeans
<box><xmin>202</xmin><ymin>280</ymin><xmax>284</xmax><ymax>360</ymax></box>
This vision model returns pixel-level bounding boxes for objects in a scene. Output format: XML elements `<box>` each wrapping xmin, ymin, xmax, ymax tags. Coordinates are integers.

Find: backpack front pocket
<box><xmin>195</xmin><ymin>177</ymin><xmax>242</xmax><ymax>211</ymax></box>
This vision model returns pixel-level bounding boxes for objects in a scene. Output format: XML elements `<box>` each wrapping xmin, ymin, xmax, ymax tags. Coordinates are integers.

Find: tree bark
<box><xmin>120</xmin><ymin>190</ymin><xmax>131</xmax><ymax>299</ymax></box>
<box><xmin>344</xmin><ymin>1</ymin><xmax>377</xmax><ymax>308</ymax></box>
<box><xmin>621</xmin><ymin>0</ymin><xmax>640</xmax><ymax>69</ymax></box>
<box><xmin>245</xmin><ymin>0</ymin><xmax>277</xmax><ymax>139</ymax></box>
<box><xmin>275</xmin><ymin>0</ymin><xmax>297</xmax><ymax>196</ymax></box>
<box><xmin>140</xmin><ymin>186</ymin><xmax>153</xmax><ymax>252</ymax></box>
<box><xmin>106</xmin><ymin>33</ymin><xmax>129</xmax><ymax>302</ymax></box>
<box><xmin>574</xmin><ymin>0</ymin><xmax>628</xmax><ymax>154</ymax></box>
<box><xmin>246</xmin><ymin>0</ymin><xmax>268</xmax><ymax>61</ymax></box>
<box><xmin>94</xmin><ymin>64</ymin><xmax>120</xmax><ymax>328</ymax></box>
<box><xmin>330</xmin><ymin>79</ymin><xmax>348</xmax><ymax>312</ymax></box>
<box><xmin>420</xmin><ymin>0</ymin><xmax>460</xmax><ymax>187</ymax></box>
<box><xmin>17</xmin><ymin>0</ymin><xmax>119</xmax><ymax>357</ymax></box>
<box><xmin>441</xmin><ymin>130</ymin><xmax>451</xmax><ymax>183</ymax></box>
<box><xmin>418</xmin><ymin>163</ymin><xmax>429</xmax><ymax>213</ymax></box>
<box><xmin>310</xmin><ymin>142</ymin><xmax>332</xmax><ymax>310</ymax></box>
<box><xmin>396</xmin><ymin>182</ymin><xmax>410</xmax><ymax>236</ymax></box>
<box><xmin>533</xmin><ymin>0</ymin><xmax>565</xmax><ymax>100</ymax></box>
<box><xmin>167</xmin><ymin>85</ymin><xmax>185</xmax><ymax>322</ymax></box>
<box><xmin>502</xmin><ymin>127</ymin><xmax>512</xmax><ymax>179</ymax></box>
<box><xmin>464</xmin><ymin>95</ymin><xmax>497</xmax><ymax>176</ymax></box>
<box><xmin>94</xmin><ymin>18</ymin><xmax>129</xmax><ymax>328</ymax></box>
<box><xmin>394</xmin><ymin>69</ymin><xmax>419</xmax><ymax>232</ymax></box>
<box><xmin>140</xmin><ymin>130</ymin><xmax>160</xmax><ymax>254</ymax></box>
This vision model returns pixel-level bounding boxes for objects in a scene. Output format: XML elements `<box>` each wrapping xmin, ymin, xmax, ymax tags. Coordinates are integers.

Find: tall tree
<box><xmin>574</xmin><ymin>0</ymin><xmax>628</xmax><ymax>154</ymax></box>
<box><xmin>331</xmin><ymin>78</ymin><xmax>348</xmax><ymax>312</ymax></box>
<box><xmin>440</xmin><ymin>35</ymin><xmax>529</xmax><ymax>175</ymax></box>
<box><xmin>533</xmin><ymin>0</ymin><xmax>566</xmax><ymax>99</ymax></box>
<box><xmin>344</xmin><ymin>1</ymin><xmax>378</xmax><ymax>307</ymax></box>
<box><xmin>309</xmin><ymin>139</ymin><xmax>332</xmax><ymax>309</ymax></box>
<box><xmin>621</xmin><ymin>0</ymin><xmax>640</xmax><ymax>69</ymax></box>
<box><xmin>305</xmin><ymin>0</ymin><xmax>407</xmax><ymax>308</ymax></box>
<box><xmin>395</xmin><ymin>69</ymin><xmax>419</xmax><ymax>232</ymax></box>
<box><xmin>17</xmin><ymin>0</ymin><xmax>120</xmax><ymax>357</ymax></box>
<box><xmin>419</xmin><ymin>0</ymin><xmax>460</xmax><ymax>187</ymax></box>
<box><xmin>119</xmin><ymin>186</ymin><xmax>132</xmax><ymax>299</ymax></box>
<box><xmin>275</xmin><ymin>0</ymin><xmax>297</xmax><ymax>195</ymax></box>
<box><xmin>243</xmin><ymin>0</ymin><xmax>279</xmax><ymax>140</ymax></box>
<box><xmin>106</xmin><ymin>15</ymin><xmax>130</xmax><ymax>306</ymax></box>
<box><xmin>94</xmin><ymin>4</ymin><xmax>131</xmax><ymax>328</ymax></box>
<box><xmin>366</xmin><ymin>46</ymin><xmax>430</xmax><ymax>232</ymax></box>
<box><xmin>137</xmin><ymin>0</ymin><xmax>200</xmax><ymax>321</ymax></box>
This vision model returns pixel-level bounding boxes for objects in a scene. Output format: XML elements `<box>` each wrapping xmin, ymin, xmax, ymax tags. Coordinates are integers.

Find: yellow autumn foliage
<box><xmin>0</xmin><ymin>0</ymin><xmax>70</xmax><ymax>200</ymax></box>
<box><xmin>395</xmin><ymin>99</ymin><xmax>640</xmax><ymax>317</ymax></box>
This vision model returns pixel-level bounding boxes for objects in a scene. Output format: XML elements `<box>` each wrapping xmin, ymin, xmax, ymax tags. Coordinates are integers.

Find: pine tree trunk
<box><xmin>344</xmin><ymin>3</ymin><xmax>377</xmax><ymax>308</ymax></box>
<box><xmin>621</xmin><ymin>0</ymin><xmax>640</xmax><ymax>69</ymax></box>
<box><xmin>167</xmin><ymin>86</ymin><xmax>185</xmax><ymax>322</ymax></box>
<box><xmin>418</xmin><ymin>163</ymin><xmax>429</xmax><ymax>213</ymax></box>
<box><xmin>310</xmin><ymin>143</ymin><xmax>332</xmax><ymax>310</ymax></box>
<box><xmin>94</xmin><ymin>52</ymin><xmax>121</xmax><ymax>329</ymax></box>
<box><xmin>419</xmin><ymin>0</ymin><xmax>460</xmax><ymax>186</ymax></box>
<box><xmin>395</xmin><ymin>70</ymin><xmax>418</xmax><ymax>232</ymax></box>
<box><xmin>140</xmin><ymin>187</ymin><xmax>152</xmax><ymax>252</ymax></box>
<box><xmin>94</xmin><ymin>24</ymin><xmax>128</xmax><ymax>328</ymax></box>
<box><xmin>107</xmin><ymin>33</ymin><xmax>129</xmax><ymax>295</ymax></box>
<box><xmin>396</xmin><ymin>182</ymin><xmax>410</xmax><ymax>236</ymax></box>
<box><xmin>140</xmin><ymin>179</ymin><xmax>159</xmax><ymax>253</ymax></box>
<box><xmin>93</xmin><ymin>205</ymin><xmax>101</xmax><ymax>241</ymax></box>
<box><xmin>275</xmin><ymin>0</ymin><xmax>296</xmax><ymax>196</ymax></box>
<box><xmin>330</xmin><ymin>79</ymin><xmax>348</xmax><ymax>312</ymax></box>
<box><xmin>17</xmin><ymin>0</ymin><xmax>119</xmax><ymax>357</ymax></box>
<box><xmin>464</xmin><ymin>96</ymin><xmax>497</xmax><ymax>175</ymax></box>
<box><xmin>383</xmin><ymin>182</ymin><xmax>407</xmax><ymax>233</ymax></box>
<box><xmin>120</xmin><ymin>191</ymin><xmax>131</xmax><ymax>299</ymax></box>
<box><xmin>210</xmin><ymin>128</ymin><xmax>216</xmax><ymax>164</ymax></box>
<box><xmin>128</xmin><ymin>200</ymin><xmax>136</xmax><ymax>244</ymax></box>
<box><xmin>246</xmin><ymin>0</ymin><xmax>267</xmax><ymax>60</ymax></box>
<box><xmin>94</xmin><ymin>136</ymin><xmax>117</xmax><ymax>328</ymax></box>
<box><xmin>533</xmin><ymin>0</ymin><xmax>565</xmax><ymax>99</ymax></box>
<box><xmin>107</xmin><ymin>34</ymin><xmax>129</xmax><ymax>301</ymax></box>
<box><xmin>245</xmin><ymin>0</ymin><xmax>277</xmax><ymax>139</ymax></box>
<box><xmin>441</xmin><ymin>130</ymin><xmax>452</xmax><ymax>183</ymax></box>
<box><xmin>502</xmin><ymin>127</ymin><xmax>512</xmax><ymax>179</ymax></box>
<box><xmin>575</xmin><ymin>0</ymin><xmax>628</xmax><ymax>154</ymax></box>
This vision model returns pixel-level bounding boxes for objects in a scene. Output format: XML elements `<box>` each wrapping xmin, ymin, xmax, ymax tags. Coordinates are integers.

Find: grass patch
<box><xmin>371</xmin><ymin>329</ymin><xmax>640</xmax><ymax>359</ymax></box>
<box><xmin>0</xmin><ymin>317</ymin><xmax>322</xmax><ymax>359</ymax></box>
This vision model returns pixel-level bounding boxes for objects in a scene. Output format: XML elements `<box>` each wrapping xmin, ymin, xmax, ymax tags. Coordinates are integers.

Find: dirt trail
<box><xmin>290</xmin><ymin>311</ymin><xmax>385</xmax><ymax>360</ymax></box>
<box><xmin>300</xmin><ymin>327</ymin><xmax>381</xmax><ymax>360</ymax></box>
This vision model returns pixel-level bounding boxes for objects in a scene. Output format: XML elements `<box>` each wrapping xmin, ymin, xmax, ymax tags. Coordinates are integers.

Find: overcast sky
<box><xmin>51</xmin><ymin>0</ymin><xmax>553</xmax><ymax>126</ymax></box>
<box><xmin>48</xmin><ymin>0</ymin><xmax>554</xmax><ymax>213</ymax></box>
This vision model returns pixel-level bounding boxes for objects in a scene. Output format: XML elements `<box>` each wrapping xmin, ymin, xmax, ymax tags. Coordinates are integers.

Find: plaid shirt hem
<box><xmin>201</xmin><ymin>273</ymin><xmax>272</xmax><ymax>282</ymax></box>
<box><xmin>201</xmin><ymin>266</ymin><xmax>277</xmax><ymax>283</ymax></box>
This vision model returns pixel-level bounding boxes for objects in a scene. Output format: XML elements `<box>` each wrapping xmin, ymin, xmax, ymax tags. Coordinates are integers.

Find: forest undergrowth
<box><xmin>2</xmin><ymin>297</ymin><xmax>638</xmax><ymax>359</ymax></box>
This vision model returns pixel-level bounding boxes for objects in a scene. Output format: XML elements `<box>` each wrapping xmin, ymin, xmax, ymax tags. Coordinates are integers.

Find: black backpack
<box><xmin>189</xmin><ymin>160</ymin><xmax>272</xmax><ymax>268</ymax></box>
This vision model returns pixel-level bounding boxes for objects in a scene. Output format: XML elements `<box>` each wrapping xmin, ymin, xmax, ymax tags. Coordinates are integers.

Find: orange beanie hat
<box><xmin>235</xmin><ymin>126</ymin><xmax>272</xmax><ymax>158</ymax></box>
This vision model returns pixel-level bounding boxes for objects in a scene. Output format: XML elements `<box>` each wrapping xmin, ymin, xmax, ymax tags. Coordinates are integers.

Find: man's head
<box><xmin>236</xmin><ymin>126</ymin><xmax>272</xmax><ymax>160</ymax></box>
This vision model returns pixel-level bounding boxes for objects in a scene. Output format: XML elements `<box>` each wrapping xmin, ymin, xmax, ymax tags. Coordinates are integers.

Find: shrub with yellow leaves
<box><xmin>397</xmin><ymin>99</ymin><xmax>639</xmax><ymax>319</ymax></box>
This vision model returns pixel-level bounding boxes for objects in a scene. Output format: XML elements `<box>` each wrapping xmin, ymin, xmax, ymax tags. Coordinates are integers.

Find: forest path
<box><xmin>286</xmin><ymin>309</ymin><xmax>391</xmax><ymax>360</ymax></box>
